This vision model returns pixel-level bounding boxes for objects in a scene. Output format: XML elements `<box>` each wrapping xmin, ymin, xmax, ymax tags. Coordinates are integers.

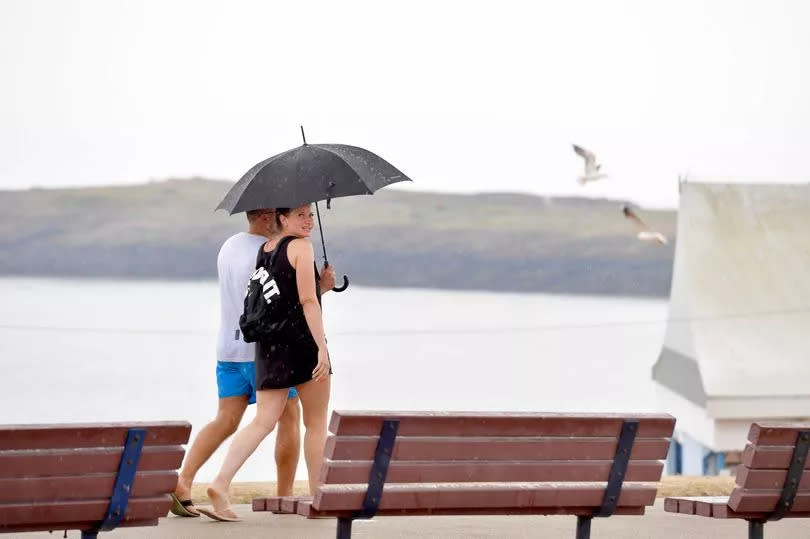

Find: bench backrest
<box><xmin>729</xmin><ymin>422</ymin><xmax>810</xmax><ymax>516</ymax></box>
<box><xmin>0</xmin><ymin>421</ymin><xmax>191</xmax><ymax>534</ymax></box>
<box><xmin>314</xmin><ymin>411</ymin><xmax>675</xmax><ymax>514</ymax></box>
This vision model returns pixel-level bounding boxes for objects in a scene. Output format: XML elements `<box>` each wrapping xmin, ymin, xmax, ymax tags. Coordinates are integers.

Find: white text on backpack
<box><xmin>250</xmin><ymin>267</ymin><xmax>281</xmax><ymax>303</ymax></box>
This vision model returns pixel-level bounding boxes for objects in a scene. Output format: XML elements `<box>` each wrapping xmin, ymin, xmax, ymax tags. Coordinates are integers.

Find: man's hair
<box><xmin>246</xmin><ymin>209</ymin><xmax>274</xmax><ymax>223</ymax></box>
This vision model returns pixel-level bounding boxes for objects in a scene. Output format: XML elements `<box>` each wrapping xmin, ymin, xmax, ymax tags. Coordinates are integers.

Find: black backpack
<box><xmin>239</xmin><ymin>237</ymin><xmax>296</xmax><ymax>343</ymax></box>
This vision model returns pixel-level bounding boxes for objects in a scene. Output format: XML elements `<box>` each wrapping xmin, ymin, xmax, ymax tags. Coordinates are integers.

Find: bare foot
<box><xmin>203</xmin><ymin>485</ymin><xmax>241</xmax><ymax>521</ymax></box>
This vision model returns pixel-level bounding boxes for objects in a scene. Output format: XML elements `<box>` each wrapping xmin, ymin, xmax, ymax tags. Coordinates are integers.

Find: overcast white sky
<box><xmin>1</xmin><ymin>0</ymin><xmax>808</xmax><ymax>207</ymax></box>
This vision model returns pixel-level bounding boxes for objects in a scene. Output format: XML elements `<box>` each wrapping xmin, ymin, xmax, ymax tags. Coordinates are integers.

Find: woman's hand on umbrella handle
<box><xmin>320</xmin><ymin>263</ymin><xmax>336</xmax><ymax>293</ymax></box>
<box><xmin>333</xmin><ymin>275</ymin><xmax>349</xmax><ymax>293</ymax></box>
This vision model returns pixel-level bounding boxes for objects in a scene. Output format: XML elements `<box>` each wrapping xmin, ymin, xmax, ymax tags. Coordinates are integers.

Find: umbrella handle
<box><xmin>333</xmin><ymin>275</ymin><xmax>349</xmax><ymax>293</ymax></box>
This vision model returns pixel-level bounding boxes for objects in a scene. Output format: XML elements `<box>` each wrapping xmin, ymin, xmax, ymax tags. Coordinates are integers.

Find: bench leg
<box><xmin>748</xmin><ymin>520</ymin><xmax>764</xmax><ymax>539</ymax></box>
<box><xmin>575</xmin><ymin>516</ymin><xmax>592</xmax><ymax>539</ymax></box>
<box><xmin>336</xmin><ymin>517</ymin><xmax>353</xmax><ymax>539</ymax></box>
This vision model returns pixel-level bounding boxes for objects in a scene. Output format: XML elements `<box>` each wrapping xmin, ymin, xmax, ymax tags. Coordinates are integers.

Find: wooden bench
<box><xmin>254</xmin><ymin>410</ymin><xmax>675</xmax><ymax>538</ymax></box>
<box><xmin>0</xmin><ymin>421</ymin><xmax>191</xmax><ymax>538</ymax></box>
<box><xmin>665</xmin><ymin>422</ymin><xmax>810</xmax><ymax>539</ymax></box>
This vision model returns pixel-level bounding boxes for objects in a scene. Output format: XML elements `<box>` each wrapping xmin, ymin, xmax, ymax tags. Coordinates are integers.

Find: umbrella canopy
<box><xmin>216</xmin><ymin>131</ymin><xmax>412</xmax><ymax>293</ymax></box>
<box><xmin>216</xmin><ymin>143</ymin><xmax>412</xmax><ymax>214</ymax></box>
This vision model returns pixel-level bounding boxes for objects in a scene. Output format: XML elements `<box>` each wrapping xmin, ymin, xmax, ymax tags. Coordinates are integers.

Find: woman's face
<box><xmin>280</xmin><ymin>204</ymin><xmax>315</xmax><ymax>238</ymax></box>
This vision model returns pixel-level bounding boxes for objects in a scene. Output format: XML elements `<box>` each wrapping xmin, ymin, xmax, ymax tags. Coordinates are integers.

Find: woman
<box><xmin>200</xmin><ymin>204</ymin><xmax>332</xmax><ymax>521</ymax></box>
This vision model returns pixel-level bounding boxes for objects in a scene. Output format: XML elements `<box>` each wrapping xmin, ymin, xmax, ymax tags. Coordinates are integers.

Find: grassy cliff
<box><xmin>0</xmin><ymin>179</ymin><xmax>676</xmax><ymax>295</ymax></box>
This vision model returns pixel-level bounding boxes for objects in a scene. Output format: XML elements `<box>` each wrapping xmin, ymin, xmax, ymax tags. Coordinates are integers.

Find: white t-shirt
<box><xmin>215</xmin><ymin>232</ymin><xmax>267</xmax><ymax>362</ymax></box>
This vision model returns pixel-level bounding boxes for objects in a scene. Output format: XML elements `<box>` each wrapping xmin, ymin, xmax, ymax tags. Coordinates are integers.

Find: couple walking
<box><xmin>172</xmin><ymin>204</ymin><xmax>336</xmax><ymax>522</ymax></box>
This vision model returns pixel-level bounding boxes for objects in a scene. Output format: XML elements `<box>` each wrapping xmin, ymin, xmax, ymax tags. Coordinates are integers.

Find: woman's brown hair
<box><xmin>274</xmin><ymin>208</ymin><xmax>292</xmax><ymax>229</ymax></box>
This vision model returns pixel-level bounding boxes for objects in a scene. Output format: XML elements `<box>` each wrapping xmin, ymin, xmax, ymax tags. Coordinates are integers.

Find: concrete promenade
<box><xmin>13</xmin><ymin>500</ymin><xmax>809</xmax><ymax>538</ymax></box>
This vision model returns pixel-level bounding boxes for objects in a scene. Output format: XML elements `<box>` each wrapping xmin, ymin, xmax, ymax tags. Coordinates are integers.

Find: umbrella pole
<box><xmin>315</xmin><ymin>201</ymin><xmax>329</xmax><ymax>264</ymax></box>
<box><xmin>315</xmin><ymin>201</ymin><xmax>349</xmax><ymax>292</ymax></box>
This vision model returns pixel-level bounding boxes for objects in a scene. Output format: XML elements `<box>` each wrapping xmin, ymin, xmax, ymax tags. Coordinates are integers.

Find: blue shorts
<box><xmin>216</xmin><ymin>361</ymin><xmax>298</xmax><ymax>404</ymax></box>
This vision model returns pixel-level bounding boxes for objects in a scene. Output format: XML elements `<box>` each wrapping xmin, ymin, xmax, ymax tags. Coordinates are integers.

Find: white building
<box><xmin>653</xmin><ymin>182</ymin><xmax>810</xmax><ymax>475</ymax></box>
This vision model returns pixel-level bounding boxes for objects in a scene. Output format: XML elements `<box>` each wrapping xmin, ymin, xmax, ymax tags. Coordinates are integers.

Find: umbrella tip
<box><xmin>300</xmin><ymin>125</ymin><xmax>307</xmax><ymax>145</ymax></box>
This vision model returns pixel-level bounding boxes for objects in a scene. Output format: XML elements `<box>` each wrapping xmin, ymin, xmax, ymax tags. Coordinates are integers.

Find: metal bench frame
<box><xmin>80</xmin><ymin>428</ymin><xmax>146</xmax><ymax>539</ymax></box>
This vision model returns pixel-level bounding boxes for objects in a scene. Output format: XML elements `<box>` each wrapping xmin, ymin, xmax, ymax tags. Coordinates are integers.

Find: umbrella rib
<box><xmin>313</xmin><ymin>145</ymin><xmax>375</xmax><ymax>194</ymax></box>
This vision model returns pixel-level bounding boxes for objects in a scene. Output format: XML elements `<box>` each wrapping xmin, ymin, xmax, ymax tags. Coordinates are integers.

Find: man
<box><xmin>171</xmin><ymin>208</ymin><xmax>335</xmax><ymax>516</ymax></box>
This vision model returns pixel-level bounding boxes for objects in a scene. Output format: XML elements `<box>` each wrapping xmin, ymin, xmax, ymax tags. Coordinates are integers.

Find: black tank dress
<box><xmin>255</xmin><ymin>236</ymin><xmax>323</xmax><ymax>390</ymax></box>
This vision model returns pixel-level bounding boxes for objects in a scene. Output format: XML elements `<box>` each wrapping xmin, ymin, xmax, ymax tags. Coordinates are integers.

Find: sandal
<box><xmin>170</xmin><ymin>493</ymin><xmax>200</xmax><ymax>517</ymax></box>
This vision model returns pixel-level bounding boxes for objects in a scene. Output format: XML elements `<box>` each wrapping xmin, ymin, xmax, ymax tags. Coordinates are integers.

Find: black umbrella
<box><xmin>216</xmin><ymin>127</ymin><xmax>412</xmax><ymax>292</ymax></box>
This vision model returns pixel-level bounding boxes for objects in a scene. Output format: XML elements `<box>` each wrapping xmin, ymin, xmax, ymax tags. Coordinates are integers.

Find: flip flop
<box><xmin>170</xmin><ymin>493</ymin><xmax>200</xmax><ymax>517</ymax></box>
<box><xmin>197</xmin><ymin>506</ymin><xmax>242</xmax><ymax>522</ymax></box>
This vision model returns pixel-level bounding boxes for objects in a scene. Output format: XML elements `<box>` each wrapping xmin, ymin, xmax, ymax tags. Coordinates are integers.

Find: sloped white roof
<box><xmin>653</xmin><ymin>182</ymin><xmax>810</xmax><ymax>403</ymax></box>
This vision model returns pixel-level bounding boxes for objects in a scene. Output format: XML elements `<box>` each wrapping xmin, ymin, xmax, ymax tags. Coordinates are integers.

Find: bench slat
<box><xmin>325</xmin><ymin>436</ymin><xmax>670</xmax><ymax>461</ymax></box>
<box><xmin>676</xmin><ymin>498</ymin><xmax>696</xmax><ymax>514</ymax></box>
<box><xmin>736</xmin><ymin>467</ymin><xmax>810</xmax><ymax>490</ymax></box>
<box><xmin>0</xmin><ymin>423</ymin><xmax>191</xmax><ymax>450</ymax></box>
<box><xmin>0</xmin><ymin>471</ymin><xmax>178</xmax><ymax>503</ymax></box>
<box><xmin>312</xmin><ymin>483</ymin><xmax>657</xmax><ymax>512</ymax></box>
<box><xmin>0</xmin><ymin>496</ymin><xmax>170</xmax><ymax>527</ymax></box>
<box><xmin>748</xmin><ymin>423</ymin><xmax>810</xmax><ymax>446</ymax></box>
<box><xmin>252</xmin><ymin>496</ymin><xmax>313</xmax><ymax>513</ymax></box>
<box><xmin>320</xmin><ymin>460</ymin><xmax>664</xmax><ymax>484</ymax></box>
<box><xmin>281</xmin><ymin>496</ymin><xmax>309</xmax><ymax>514</ymax></box>
<box><xmin>728</xmin><ymin>490</ymin><xmax>810</xmax><ymax>513</ymax></box>
<box><xmin>663</xmin><ymin>497</ymin><xmax>680</xmax><ymax>513</ymax></box>
<box><xmin>694</xmin><ymin>498</ymin><xmax>716</xmax><ymax>517</ymax></box>
<box><xmin>329</xmin><ymin>411</ymin><xmax>675</xmax><ymax>438</ymax></box>
<box><xmin>0</xmin><ymin>446</ymin><xmax>185</xmax><ymax>478</ymax></box>
<box><xmin>298</xmin><ymin>499</ymin><xmax>647</xmax><ymax>518</ymax></box>
<box><xmin>665</xmin><ymin>496</ymin><xmax>810</xmax><ymax>520</ymax></box>
<box><xmin>664</xmin><ymin>496</ymin><xmax>729</xmax><ymax>517</ymax></box>
<box><xmin>711</xmin><ymin>505</ymin><xmax>810</xmax><ymax>519</ymax></box>
<box><xmin>743</xmin><ymin>444</ymin><xmax>810</xmax><ymax>469</ymax></box>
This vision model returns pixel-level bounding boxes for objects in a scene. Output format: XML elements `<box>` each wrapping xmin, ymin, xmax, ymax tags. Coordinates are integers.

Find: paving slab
<box><xmin>9</xmin><ymin>500</ymin><xmax>810</xmax><ymax>538</ymax></box>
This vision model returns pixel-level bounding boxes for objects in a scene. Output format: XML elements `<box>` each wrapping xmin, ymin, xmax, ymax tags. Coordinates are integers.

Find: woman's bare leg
<box><xmin>207</xmin><ymin>388</ymin><xmax>288</xmax><ymax>514</ymax></box>
<box><xmin>175</xmin><ymin>396</ymin><xmax>248</xmax><ymax>506</ymax></box>
<box><xmin>295</xmin><ymin>376</ymin><xmax>331</xmax><ymax>495</ymax></box>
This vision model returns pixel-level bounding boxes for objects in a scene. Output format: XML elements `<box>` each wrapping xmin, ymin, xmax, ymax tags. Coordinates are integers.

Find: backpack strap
<box><xmin>255</xmin><ymin>243</ymin><xmax>266</xmax><ymax>270</ymax></box>
<box><xmin>264</xmin><ymin>235</ymin><xmax>297</xmax><ymax>269</ymax></box>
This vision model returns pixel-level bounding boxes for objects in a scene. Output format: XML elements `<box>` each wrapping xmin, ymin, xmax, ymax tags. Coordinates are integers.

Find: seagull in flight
<box><xmin>622</xmin><ymin>205</ymin><xmax>668</xmax><ymax>245</ymax></box>
<box><xmin>572</xmin><ymin>144</ymin><xmax>607</xmax><ymax>184</ymax></box>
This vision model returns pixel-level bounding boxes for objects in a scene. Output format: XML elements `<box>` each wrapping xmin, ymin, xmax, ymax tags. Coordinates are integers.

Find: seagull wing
<box><xmin>638</xmin><ymin>231</ymin><xmax>669</xmax><ymax>245</ymax></box>
<box><xmin>622</xmin><ymin>205</ymin><xmax>651</xmax><ymax>231</ymax></box>
<box><xmin>573</xmin><ymin>144</ymin><xmax>598</xmax><ymax>175</ymax></box>
<box><xmin>624</xmin><ymin>206</ymin><xmax>668</xmax><ymax>244</ymax></box>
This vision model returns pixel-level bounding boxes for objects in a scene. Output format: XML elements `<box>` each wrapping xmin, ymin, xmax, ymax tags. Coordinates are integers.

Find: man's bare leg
<box><xmin>174</xmin><ymin>396</ymin><xmax>249</xmax><ymax>508</ymax></box>
<box><xmin>275</xmin><ymin>396</ymin><xmax>301</xmax><ymax>496</ymax></box>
